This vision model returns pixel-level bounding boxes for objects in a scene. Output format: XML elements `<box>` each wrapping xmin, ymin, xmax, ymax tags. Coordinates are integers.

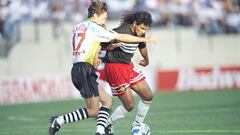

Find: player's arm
<box><xmin>139</xmin><ymin>43</ymin><xmax>149</xmax><ymax>67</ymax></box>
<box><xmin>97</xmin><ymin>27</ymin><xmax>155</xmax><ymax>45</ymax></box>
<box><xmin>93</xmin><ymin>45</ymin><xmax>102</xmax><ymax>69</ymax></box>
<box><xmin>101</xmin><ymin>41</ymin><xmax>121</xmax><ymax>50</ymax></box>
<box><xmin>114</xmin><ymin>33</ymin><xmax>155</xmax><ymax>43</ymax></box>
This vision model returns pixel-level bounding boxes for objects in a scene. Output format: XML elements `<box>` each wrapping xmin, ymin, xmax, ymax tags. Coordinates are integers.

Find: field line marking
<box><xmin>8</xmin><ymin>116</ymin><xmax>35</xmax><ymax>122</ymax></box>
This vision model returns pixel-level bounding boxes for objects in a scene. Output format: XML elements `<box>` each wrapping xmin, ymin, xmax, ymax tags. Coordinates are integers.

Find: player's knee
<box><xmin>124</xmin><ymin>101</ymin><xmax>135</xmax><ymax>112</ymax></box>
<box><xmin>146</xmin><ymin>93</ymin><xmax>153</xmax><ymax>101</ymax></box>
<box><xmin>142</xmin><ymin>90</ymin><xmax>153</xmax><ymax>101</ymax></box>
<box><xmin>92</xmin><ymin>109</ymin><xmax>99</xmax><ymax>117</ymax></box>
<box><xmin>101</xmin><ymin>97</ymin><xmax>113</xmax><ymax>109</ymax></box>
<box><xmin>87</xmin><ymin>108</ymin><xmax>99</xmax><ymax>117</ymax></box>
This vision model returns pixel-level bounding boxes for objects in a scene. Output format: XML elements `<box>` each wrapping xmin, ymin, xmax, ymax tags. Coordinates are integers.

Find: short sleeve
<box><xmin>138</xmin><ymin>34</ymin><xmax>146</xmax><ymax>49</ymax></box>
<box><xmin>138</xmin><ymin>42</ymin><xmax>146</xmax><ymax>49</ymax></box>
<box><xmin>94</xmin><ymin>26</ymin><xmax>118</xmax><ymax>42</ymax></box>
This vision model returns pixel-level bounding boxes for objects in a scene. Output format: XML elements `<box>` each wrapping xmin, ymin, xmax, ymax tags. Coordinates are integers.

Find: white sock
<box><xmin>132</xmin><ymin>100</ymin><xmax>151</xmax><ymax>126</ymax></box>
<box><xmin>56</xmin><ymin>116</ymin><xmax>65</xmax><ymax>126</ymax></box>
<box><xmin>107</xmin><ymin>105</ymin><xmax>128</xmax><ymax>126</ymax></box>
<box><xmin>96</xmin><ymin>125</ymin><xmax>105</xmax><ymax>134</ymax></box>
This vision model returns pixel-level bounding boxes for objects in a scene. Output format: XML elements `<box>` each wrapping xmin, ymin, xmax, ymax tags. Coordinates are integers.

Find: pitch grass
<box><xmin>0</xmin><ymin>90</ymin><xmax>240</xmax><ymax>135</ymax></box>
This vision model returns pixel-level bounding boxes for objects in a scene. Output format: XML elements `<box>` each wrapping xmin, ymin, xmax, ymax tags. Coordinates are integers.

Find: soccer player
<box><xmin>48</xmin><ymin>1</ymin><xmax>155</xmax><ymax>135</ymax></box>
<box><xmin>102</xmin><ymin>11</ymin><xmax>154</xmax><ymax>135</ymax></box>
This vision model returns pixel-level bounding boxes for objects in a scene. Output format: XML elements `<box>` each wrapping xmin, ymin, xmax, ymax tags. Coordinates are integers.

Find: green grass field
<box><xmin>1</xmin><ymin>90</ymin><xmax>240</xmax><ymax>135</ymax></box>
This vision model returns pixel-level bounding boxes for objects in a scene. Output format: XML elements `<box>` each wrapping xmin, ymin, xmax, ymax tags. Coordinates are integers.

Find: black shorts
<box><xmin>71</xmin><ymin>62</ymin><xmax>99</xmax><ymax>98</ymax></box>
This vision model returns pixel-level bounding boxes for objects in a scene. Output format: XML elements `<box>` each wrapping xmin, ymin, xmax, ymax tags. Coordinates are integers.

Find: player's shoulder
<box><xmin>72</xmin><ymin>21</ymin><xmax>89</xmax><ymax>33</ymax></box>
<box><xmin>74</xmin><ymin>20</ymin><xmax>102</xmax><ymax>30</ymax></box>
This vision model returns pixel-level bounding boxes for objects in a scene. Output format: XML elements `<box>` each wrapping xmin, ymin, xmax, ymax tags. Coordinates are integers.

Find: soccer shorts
<box><xmin>96</xmin><ymin>63</ymin><xmax>107</xmax><ymax>81</ymax></box>
<box><xmin>71</xmin><ymin>62</ymin><xmax>99</xmax><ymax>98</ymax></box>
<box><xmin>105</xmin><ymin>63</ymin><xmax>145</xmax><ymax>96</ymax></box>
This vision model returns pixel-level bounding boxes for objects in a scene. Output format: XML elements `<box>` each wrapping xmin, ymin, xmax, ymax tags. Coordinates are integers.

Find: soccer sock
<box><xmin>106</xmin><ymin>105</ymin><xmax>128</xmax><ymax>126</ymax></box>
<box><xmin>96</xmin><ymin>106</ymin><xmax>110</xmax><ymax>134</ymax></box>
<box><xmin>132</xmin><ymin>100</ymin><xmax>151</xmax><ymax>125</ymax></box>
<box><xmin>56</xmin><ymin>108</ymin><xmax>89</xmax><ymax>125</ymax></box>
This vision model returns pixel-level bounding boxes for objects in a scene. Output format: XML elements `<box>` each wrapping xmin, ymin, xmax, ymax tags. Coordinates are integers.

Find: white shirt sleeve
<box><xmin>93</xmin><ymin>25</ymin><xmax>118</xmax><ymax>42</ymax></box>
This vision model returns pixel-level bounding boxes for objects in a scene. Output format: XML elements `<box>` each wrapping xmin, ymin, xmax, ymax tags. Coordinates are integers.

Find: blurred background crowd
<box><xmin>0</xmin><ymin>0</ymin><xmax>240</xmax><ymax>56</ymax></box>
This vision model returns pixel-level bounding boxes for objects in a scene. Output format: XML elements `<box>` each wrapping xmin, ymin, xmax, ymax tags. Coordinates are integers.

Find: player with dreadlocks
<box><xmin>102</xmin><ymin>11</ymin><xmax>154</xmax><ymax>134</ymax></box>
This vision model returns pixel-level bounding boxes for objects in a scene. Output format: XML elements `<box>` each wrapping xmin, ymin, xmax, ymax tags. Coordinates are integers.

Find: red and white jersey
<box><xmin>71</xmin><ymin>20</ymin><xmax>117</xmax><ymax>65</ymax></box>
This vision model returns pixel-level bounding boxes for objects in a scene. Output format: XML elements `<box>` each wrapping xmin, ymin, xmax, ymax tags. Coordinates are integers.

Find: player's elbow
<box><xmin>114</xmin><ymin>33</ymin><xmax>123</xmax><ymax>41</ymax></box>
<box><xmin>115</xmin><ymin>33</ymin><xmax>136</xmax><ymax>43</ymax></box>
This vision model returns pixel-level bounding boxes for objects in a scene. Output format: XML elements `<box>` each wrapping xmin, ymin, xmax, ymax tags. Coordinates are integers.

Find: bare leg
<box><xmin>107</xmin><ymin>88</ymin><xmax>135</xmax><ymax>125</ymax></box>
<box><xmin>131</xmin><ymin>80</ymin><xmax>153</xmax><ymax>125</ymax></box>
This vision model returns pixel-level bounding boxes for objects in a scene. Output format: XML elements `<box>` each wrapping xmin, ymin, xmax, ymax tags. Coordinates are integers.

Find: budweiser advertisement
<box><xmin>0</xmin><ymin>75</ymin><xmax>78</xmax><ymax>104</ymax></box>
<box><xmin>156</xmin><ymin>66</ymin><xmax>240</xmax><ymax>91</ymax></box>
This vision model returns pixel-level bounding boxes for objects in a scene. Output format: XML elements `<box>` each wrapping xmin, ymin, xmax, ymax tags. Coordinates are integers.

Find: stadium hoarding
<box><xmin>2</xmin><ymin>65</ymin><xmax>239</xmax><ymax>104</ymax></box>
<box><xmin>156</xmin><ymin>66</ymin><xmax>240</xmax><ymax>91</ymax></box>
<box><xmin>0</xmin><ymin>74</ymin><xmax>80</xmax><ymax>104</ymax></box>
<box><xmin>0</xmin><ymin>74</ymin><xmax>113</xmax><ymax>105</ymax></box>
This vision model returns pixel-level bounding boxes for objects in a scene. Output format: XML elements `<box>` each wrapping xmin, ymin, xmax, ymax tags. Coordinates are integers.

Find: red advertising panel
<box><xmin>156</xmin><ymin>70</ymin><xmax>178</xmax><ymax>91</ymax></box>
<box><xmin>157</xmin><ymin>66</ymin><xmax>240</xmax><ymax>91</ymax></box>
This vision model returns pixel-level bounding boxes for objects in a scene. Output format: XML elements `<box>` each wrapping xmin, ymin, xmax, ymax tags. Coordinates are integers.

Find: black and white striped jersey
<box><xmin>105</xmin><ymin>23</ymin><xmax>146</xmax><ymax>64</ymax></box>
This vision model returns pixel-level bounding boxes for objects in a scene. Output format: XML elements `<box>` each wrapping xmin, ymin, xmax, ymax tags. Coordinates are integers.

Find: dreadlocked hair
<box><xmin>121</xmin><ymin>11</ymin><xmax>153</xmax><ymax>26</ymax></box>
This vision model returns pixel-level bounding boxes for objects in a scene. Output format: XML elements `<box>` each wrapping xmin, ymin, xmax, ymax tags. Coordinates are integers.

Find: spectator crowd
<box><xmin>0</xmin><ymin>0</ymin><xmax>240</xmax><ymax>56</ymax></box>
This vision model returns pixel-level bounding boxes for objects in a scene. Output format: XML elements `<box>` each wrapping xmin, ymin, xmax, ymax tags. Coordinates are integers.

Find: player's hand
<box><xmin>118</xmin><ymin>86</ymin><xmax>127</xmax><ymax>95</ymax></box>
<box><xmin>93</xmin><ymin>57</ymin><xmax>102</xmax><ymax>69</ymax></box>
<box><xmin>107</xmin><ymin>42</ymin><xmax>122</xmax><ymax>50</ymax></box>
<box><xmin>139</xmin><ymin>59</ymin><xmax>149</xmax><ymax>67</ymax></box>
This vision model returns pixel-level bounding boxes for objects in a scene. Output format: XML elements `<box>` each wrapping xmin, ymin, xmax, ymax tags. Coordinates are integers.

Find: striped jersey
<box><xmin>105</xmin><ymin>23</ymin><xmax>146</xmax><ymax>64</ymax></box>
<box><xmin>71</xmin><ymin>20</ymin><xmax>117</xmax><ymax>65</ymax></box>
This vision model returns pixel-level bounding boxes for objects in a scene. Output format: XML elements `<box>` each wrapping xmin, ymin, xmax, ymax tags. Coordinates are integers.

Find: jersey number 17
<box><xmin>72</xmin><ymin>33</ymin><xmax>86</xmax><ymax>56</ymax></box>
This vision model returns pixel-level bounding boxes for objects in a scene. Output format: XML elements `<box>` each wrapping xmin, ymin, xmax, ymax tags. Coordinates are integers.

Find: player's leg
<box><xmin>96</xmin><ymin>83</ymin><xmax>112</xmax><ymax>134</ymax></box>
<box><xmin>57</xmin><ymin>96</ymin><xmax>100</xmax><ymax>123</ymax></box>
<box><xmin>49</xmin><ymin>62</ymin><xmax>101</xmax><ymax>135</ymax></box>
<box><xmin>129</xmin><ymin>64</ymin><xmax>153</xmax><ymax>126</ymax></box>
<box><xmin>105</xmin><ymin>87</ymin><xmax>135</xmax><ymax>135</ymax></box>
<box><xmin>104</xmin><ymin>63</ymin><xmax>133</xmax><ymax>134</ymax></box>
<box><xmin>49</xmin><ymin>96</ymin><xmax>100</xmax><ymax>135</ymax></box>
<box><xmin>131</xmin><ymin>80</ymin><xmax>153</xmax><ymax>126</ymax></box>
<box><xmin>98</xmin><ymin>79</ymin><xmax>112</xmax><ymax>108</ymax></box>
<box><xmin>108</xmin><ymin>88</ymin><xmax>135</xmax><ymax>125</ymax></box>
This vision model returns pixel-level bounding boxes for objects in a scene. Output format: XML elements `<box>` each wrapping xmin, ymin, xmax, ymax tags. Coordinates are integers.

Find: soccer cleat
<box><xmin>49</xmin><ymin>116</ymin><xmax>61</xmax><ymax>135</ymax></box>
<box><xmin>105</xmin><ymin>125</ymin><xmax>114</xmax><ymax>135</ymax></box>
<box><xmin>132</xmin><ymin>120</ymin><xmax>140</xmax><ymax>127</ymax></box>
